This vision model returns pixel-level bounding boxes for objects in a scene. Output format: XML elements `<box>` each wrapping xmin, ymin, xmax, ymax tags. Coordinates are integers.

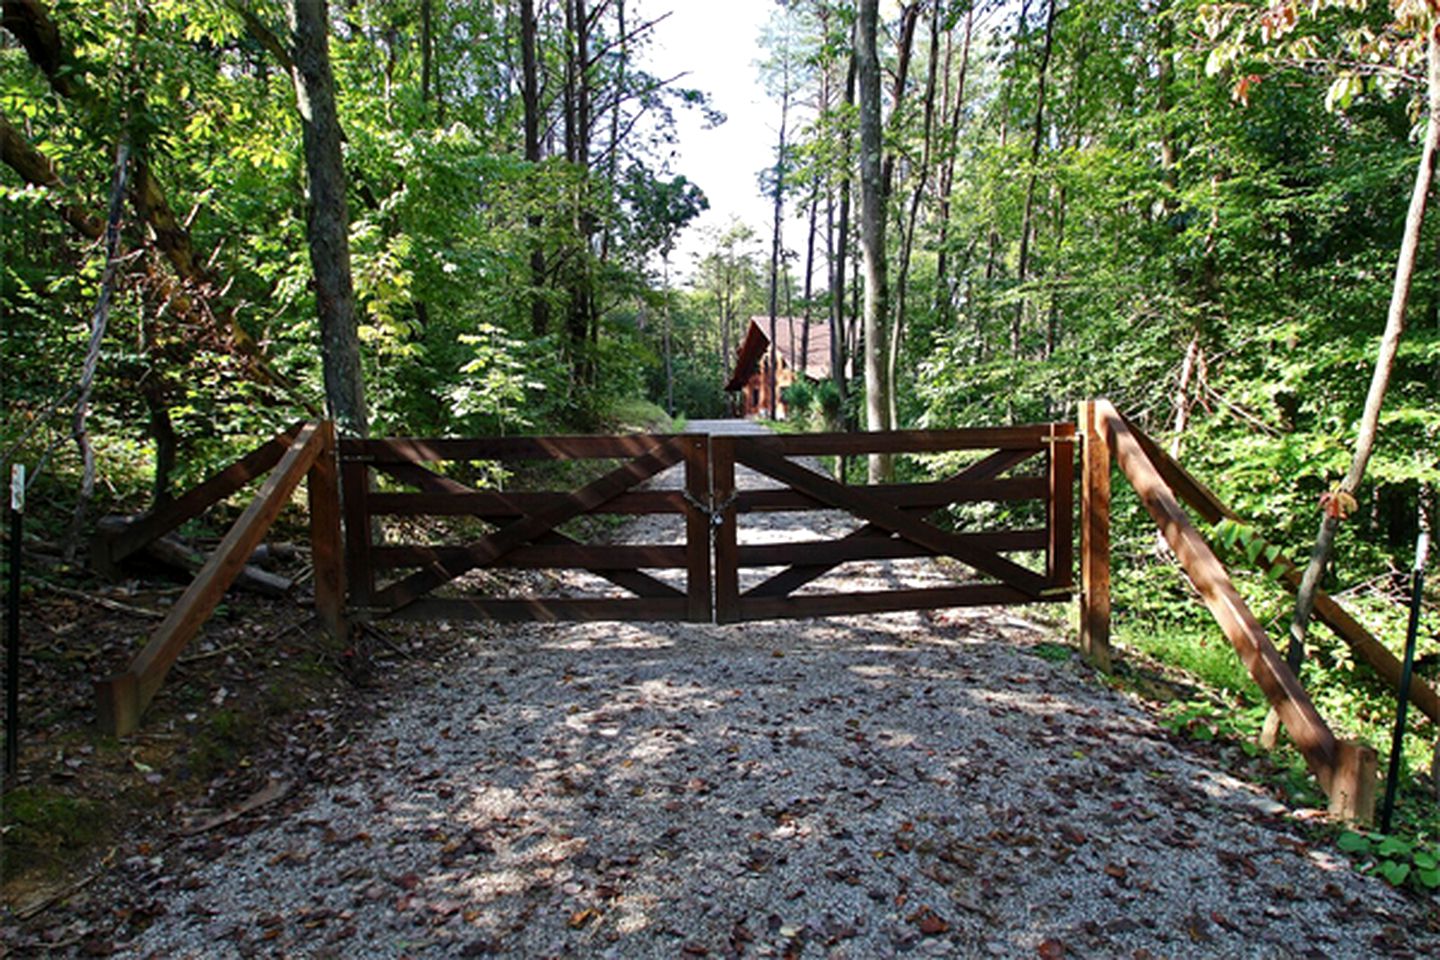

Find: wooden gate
<box><xmin>340</xmin><ymin>433</ymin><xmax>713</xmax><ymax>623</ymax></box>
<box><xmin>710</xmin><ymin>425</ymin><xmax>1075</xmax><ymax>623</ymax></box>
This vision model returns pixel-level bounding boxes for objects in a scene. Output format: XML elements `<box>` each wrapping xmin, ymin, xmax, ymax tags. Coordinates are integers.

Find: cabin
<box><xmin>723</xmin><ymin>316</ymin><xmax>832</xmax><ymax>419</ymax></box>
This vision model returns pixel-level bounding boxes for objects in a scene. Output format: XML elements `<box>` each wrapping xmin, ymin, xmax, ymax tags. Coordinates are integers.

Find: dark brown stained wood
<box><xmin>741</xmin><ymin>450</ymin><xmax>1047</xmax><ymax>600</ymax></box>
<box><xmin>99</xmin><ymin>420</ymin><xmax>306</xmax><ymax>566</ymax></box>
<box><xmin>736</xmin><ymin>425</ymin><xmax>1065</xmax><ymax>456</ymax></box>
<box><xmin>97</xmin><ymin>422</ymin><xmax>327</xmax><ymax>735</ymax></box>
<box><xmin>340</xmin><ymin>456</ymin><xmax>373</xmax><ymax>609</ymax></box>
<box><xmin>369</xmin><ymin>460</ymin><xmax>683</xmax><ymax>600</ymax></box>
<box><xmin>1079</xmin><ymin>402</ymin><xmax>1112</xmax><ymax>672</ymax></box>
<box><xmin>712</xmin><ymin>436</ymin><xmax>740</xmax><ymax>624</ymax></box>
<box><xmin>1047</xmin><ymin>428</ymin><xmax>1075</xmax><ymax>589</ymax></box>
<box><xmin>1098</xmin><ymin>402</ymin><xmax>1341</xmax><ymax>782</ymax></box>
<box><xmin>373</xmin><ymin>439</ymin><xmax>685</xmax><ymax>611</ymax></box>
<box><xmin>735</xmin><ymin>476</ymin><xmax>1048</xmax><ymax>512</ymax></box>
<box><xmin>306</xmin><ymin>421</ymin><xmax>346</xmax><ymax>640</ymax></box>
<box><xmin>343</xmin><ymin>433</ymin><xmax>677</xmax><ymax>463</ymax></box>
<box><xmin>367</xmin><ymin>489</ymin><xmax>686</xmax><ymax>517</ymax></box>
<box><xmin>385</xmin><ymin>596</ymin><xmax>691</xmax><ymax>623</ymax></box>
<box><xmin>737</xmin><ymin>583</ymin><xmax>1067</xmax><ymax>621</ymax></box>
<box><xmin>1126</xmin><ymin>418</ymin><xmax>1440</xmax><ymax>727</ymax></box>
<box><xmin>369</xmin><ymin>543</ymin><xmax>689</xmax><ymax>571</ymax></box>
<box><xmin>737</xmin><ymin>445</ymin><xmax>1050</xmax><ymax>598</ymax></box>
<box><xmin>738</xmin><ymin>529</ymin><xmax>1047</xmax><ymax>567</ymax></box>
<box><xmin>683</xmin><ymin>434</ymin><xmax>713</xmax><ymax>622</ymax></box>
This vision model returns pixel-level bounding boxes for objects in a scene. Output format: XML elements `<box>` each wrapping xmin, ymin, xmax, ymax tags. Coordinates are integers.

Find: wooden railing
<box><xmin>95</xmin><ymin>421</ymin><xmax>343</xmax><ymax>736</ymax></box>
<box><xmin>1080</xmin><ymin>400</ymin><xmax>1379</xmax><ymax>822</ymax></box>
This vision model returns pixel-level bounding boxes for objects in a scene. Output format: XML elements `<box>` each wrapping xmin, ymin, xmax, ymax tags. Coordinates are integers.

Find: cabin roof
<box><xmin>723</xmin><ymin>316</ymin><xmax>831</xmax><ymax>391</ymax></box>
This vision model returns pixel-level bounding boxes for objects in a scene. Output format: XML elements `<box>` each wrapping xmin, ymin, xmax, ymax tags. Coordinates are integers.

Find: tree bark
<box><xmin>858</xmin><ymin>0</ymin><xmax>892</xmax><ymax>480</ymax></box>
<box><xmin>520</xmin><ymin>0</ymin><xmax>550</xmax><ymax>336</ymax></box>
<box><xmin>67</xmin><ymin>140</ymin><xmax>129</xmax><ymax>558</ymax></box>
<box><xmin>890</xmin><ymin>0</ymin><xmax>942</xmax><ymax>428</ymax></box>
<box><xmin>934</xmin><ymin>7</ymin><xmax>974</xmax><ymax>324</ymax></box>
<box><xmin>287</xmin><ymin>0</ymin><xmax>369</xmax><ymax>437</ymax></box>
<box><xmin>1284</xmin><ymin>35</ymin><xmax>1440</xmax><ymax>674</ymax></box>
<box><xmin>830</xmin><ymin>49</ymin><xmax>857</xmax><ymax>414</ymax></box>
<box><xmin>1012</xmin><ymin>0</ymin><xmax>1058</xmax><ymax>357</ymax></box>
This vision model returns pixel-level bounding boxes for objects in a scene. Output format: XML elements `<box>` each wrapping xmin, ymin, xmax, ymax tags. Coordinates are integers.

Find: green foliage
<box><xmin>1336</xmin><ymin>830</ymin><xmax>1440</xmax><ymax>892</ymax></box>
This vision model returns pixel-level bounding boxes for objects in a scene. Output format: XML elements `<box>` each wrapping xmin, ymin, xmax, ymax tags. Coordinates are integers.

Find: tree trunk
<box><xmin>830</xmin><ymin>50</ymin><xmax>857</xmax><ymax>413</ymax></box>
<box><xmin>287</xmin><ymin>0</ymin><xmax>368</xmax><ymax>437</ymax></box>
<box><xmin>1286</xmin><ymin>33</ymin><xmax>1440</xmax><ymax>672</ymax></box>
<box><xmin>858</xmin><ymin>0</ymin><xmax>892</xmax><ymax>480</ymax></box>
<box><xmin>890</xmin><ymin>0</ymin><xmax>942</xmax><ymax>429</ymax></box>
<box><xmin>66</xmin><ymin>140</ymin><xmax>129</xmax><ymax>558</ymax></box>
<box><xmin>934</xmin><ymin>6</ymin><xmax>973</xmax><ymax>324</ymax></box>
<box><xmin>767</xmin><ymin>66</ymin><xmax>791</xmax><ymax>421</ymax></box>
<box><xmin>520</xmin><ymin>0</ymin><xmax>549</xmax><ymax>336</ymax></box>
<box><xmin>1012</xmin><ymin>0</ymin><xmax>1058</xmax><ymax>357</ymax></box>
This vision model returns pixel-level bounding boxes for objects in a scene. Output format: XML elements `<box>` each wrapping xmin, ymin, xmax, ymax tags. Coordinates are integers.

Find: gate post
<box><xmin>682</xmin><ymin>435</ymin><xmax>713</xmax><ymax>623</ymax></box>
<box><xmin>711</xmin><ymin>435</ymin><xmax>740</xmax><ymax>624</ymax></box>
<box><xmin>307</xmin><ymin>421</ymin><xmax>347</xmax><ymax>641</ymax></box>
<box><xmin>1078</xmin><ymin>401</ymin><xmax>1113</xmax><ymax>672</ymax></box>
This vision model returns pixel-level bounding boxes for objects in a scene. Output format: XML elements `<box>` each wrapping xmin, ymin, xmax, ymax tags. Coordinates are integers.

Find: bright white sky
<box><xmin>641</xmin><ymin>0</ymin><xmax>792</xmax><ymax>277</ymax></box>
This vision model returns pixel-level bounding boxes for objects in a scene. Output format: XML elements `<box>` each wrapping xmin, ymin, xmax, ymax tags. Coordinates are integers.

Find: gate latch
<box><xmin>682</xmin><ymin>490</ymin><xmax>736</xmax><ymax>527</ymax></box>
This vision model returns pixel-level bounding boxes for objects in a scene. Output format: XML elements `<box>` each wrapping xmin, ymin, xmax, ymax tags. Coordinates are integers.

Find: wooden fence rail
<box><xmin>341</xmin><ymin>433</ymin><xmax>712</xmax><ymax>624</ymax></box>
<box><xmin>1080</xmin><ymin>400</ymin><xmax>1377</xmax><ymax>821</ymax></box>
<box><xmin>96</xmin><ymin>421</ymin><xmax>342</xmax><ymax>736</ymax></box>
<box><xmin>712</xmin><ymin>425</ymin><xmax>1075</xmax><ymax>624</ymax></box>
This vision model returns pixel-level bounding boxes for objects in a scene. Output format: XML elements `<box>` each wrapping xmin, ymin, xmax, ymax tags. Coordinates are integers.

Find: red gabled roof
<box><xmin>724</xmin><ymin>316</ymin><xmax>831</xmax><ymax>391</ymax></box>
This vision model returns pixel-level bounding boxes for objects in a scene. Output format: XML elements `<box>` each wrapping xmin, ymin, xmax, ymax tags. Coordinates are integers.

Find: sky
<box><xmin>640</xmin><ymin>0</ymin><xmax>791</xmax><ymax>277</ymax></box>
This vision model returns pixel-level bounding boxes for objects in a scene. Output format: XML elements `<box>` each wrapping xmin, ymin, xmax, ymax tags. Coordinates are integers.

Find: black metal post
<box><xmin>5</xmin><ymin>464</ymin><xmax>23</xmax><ymax>778</ymax></box>
<box><xmin>1381</xmin><ymin>531</ymin><xmax>1430</xmax><ymax>834</ymax></box>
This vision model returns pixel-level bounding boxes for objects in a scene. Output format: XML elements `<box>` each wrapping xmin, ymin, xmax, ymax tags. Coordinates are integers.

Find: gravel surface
<box><xmin>109</xmin><ymin>421</ymin><xmax>1437</xmax><ymax>958</ymax></box>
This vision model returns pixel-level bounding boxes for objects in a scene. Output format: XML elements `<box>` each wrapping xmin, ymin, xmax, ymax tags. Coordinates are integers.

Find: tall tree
<box><xmin>287</xmin><ymin>0</ymin><xmax>368</xmax><ymax>437</ymax></box>
<box><xmin>857</xmin><ymin>0</ymin><xmax>892</xmax><ymax>479</ymax></box>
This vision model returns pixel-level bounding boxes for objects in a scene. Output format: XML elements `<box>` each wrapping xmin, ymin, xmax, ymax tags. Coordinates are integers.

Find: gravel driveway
<box><xmin>113</xmin><ymin>421</ymin><xmax>1437</xmax><ymax>959</ymax></box>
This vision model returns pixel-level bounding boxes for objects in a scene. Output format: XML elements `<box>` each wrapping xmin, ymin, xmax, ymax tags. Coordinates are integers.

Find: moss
<box><xmin>1</xmin><ymin>787</ymin><xmax>103</xmax><ymax>881</ymax></box>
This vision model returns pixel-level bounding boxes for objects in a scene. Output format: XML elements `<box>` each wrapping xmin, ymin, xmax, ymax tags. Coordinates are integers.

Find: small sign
<box><xmin>9</xmin><ymin>464</ymin><xmax>22</xmax><ymax>512</ymax></box>
<box><xmin>1418</xmin><ymin>532</ymin><xmax>1430</xmax><ymax>574</ymax></box>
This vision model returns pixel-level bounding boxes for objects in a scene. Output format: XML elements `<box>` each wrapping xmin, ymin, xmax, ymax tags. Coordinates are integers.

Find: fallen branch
<box><xmin>24</xmin><ymin>576</ymin><xmax>164</xmax><ymax>619</ymax></box>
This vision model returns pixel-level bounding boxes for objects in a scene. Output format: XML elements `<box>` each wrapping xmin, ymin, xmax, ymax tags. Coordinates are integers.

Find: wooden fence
<box><xmin>94</xmin><ymin>421</ymin><xmax>343</xmax><ymax>736</ymax></box>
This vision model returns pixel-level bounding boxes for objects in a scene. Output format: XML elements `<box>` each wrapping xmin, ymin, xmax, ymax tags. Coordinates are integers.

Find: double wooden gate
<box><xmin>339</xmin><ymin>424</ymin><xmax>1075</xmax><ymax>625</ymax></box>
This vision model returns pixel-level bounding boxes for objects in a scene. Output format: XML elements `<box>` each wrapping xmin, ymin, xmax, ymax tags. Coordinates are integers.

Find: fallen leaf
<box><xmin>1037</xmin><ymin>938</ymin><xmax>1066</xmax><ymax>959</ymax></box>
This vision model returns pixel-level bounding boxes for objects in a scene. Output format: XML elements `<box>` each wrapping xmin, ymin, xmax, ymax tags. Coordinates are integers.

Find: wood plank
<box><xmin>370</xmin><ymin>543</ymin><xmax>689</xmax><ymax>571</ymax></box>
<box><xmin>737</xmin><ymin>446</ymin><xmax>1051</xmax><ymax>598</ymax></box>
<box><xmin>383</xmin><ymin>596</ymin><xmax>690</xmax><ymax>623</ymax></box>
<box><xmin>1079</xmin><ymin>402</ymin><xmax>1112</xmax><ymax>672</ymax></box>
<box><xmin>372</xmin><ymin>439</ymin><xmax>685</xmax><ymax>611</ymax></box>
<box><xmin>712</xmin><ymin>435</ymin><xmax>740</xmax><ymax>624</ymax></box>
<box><xmin>97</xmin><ymin>422</ymin><xmax>327</xmax><ymax>735</ymax></box>
<box><xmin>682</xmin><ymin>434</ymin><xmax>713</xmax><ymax>622</ymax></box>
<box><xmin>741</xmin><ymin>451</ymin><xmax>1044</xmax><ymax>599</ymax></box>
<box><xmin>99</xmin><ymin>420</ymin><xmax>307</xmax><ymax>565</ymax></box>
<box><xmin>737</xmin><ymin>529</ymin><xmax>1048</xmax><ymax>567</ymax></box>
<box><xmin>1048</xmin><ymin>427</ymin><xmax>1076</xmax><ymax>590</ymax></box>
<box><xmin>737</xmin><ymin>425</ymin><xmax>1066</xmax><ymax>456</ymax></box>
<box><xmin>1128</xmin><ymin>419</ymin><xmax>1440</xmax><ymax>727</ymax></box>
<box><xmin>736</xmin><ymin>584</ymin><xmax>1068</xmax><ymax>621</ymax></box>
<box><xmin>1098</xmin><ymin>401</ymin><xmax>1341</xmax><ymax>783</ymax></box>
<box><xmin>367</xmin><ymin>489</ymin><xmax>685</xmax><ymax>516</ymax></box>
<box><xmin>343</xmin><ymin>433</ymin><xmax>678</xmax><ymax>463</ymax></box>
<box><xmin>369</xmin><ymin>460</ymin><xmax>683</xmax><ymax>599</ymax></box>
<box><xmin>340</xmin><ymin>457</ymin><xmax>373</xmax><ymax>610</ymax></box>
<box><xmin>305</xmin><ymin>421</ymin><xmax>346</xmax><ymax>641</ymax></box>
<box><xmin>735</xmin><ymin>477</ymin><xmax>1049</xmax><ymax>512</ymax></box>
